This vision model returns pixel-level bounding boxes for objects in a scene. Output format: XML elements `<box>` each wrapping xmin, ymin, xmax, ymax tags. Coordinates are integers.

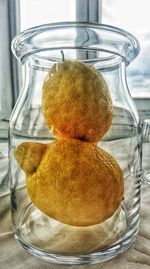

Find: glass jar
<box><xmin>9</xmin><ymin>22</ymin><xmax>149</xmax><ymax>264</ymax></box>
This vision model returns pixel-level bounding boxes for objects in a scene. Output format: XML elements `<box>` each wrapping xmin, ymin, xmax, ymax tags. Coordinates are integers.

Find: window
<box><xmin>20</xmin><ymin>0</ymin><xmax>76</xmax><ymax>31</ymax></box>
<box><xmin>1</xmin><ymin>0</ymin><xmax>149</xmax><ymax>129</ymax></box>
<box><xmin>19</xmin><ymin>0</ymin><xmax>150</xmax><ymax>97</ymax></box>
<box><xmin>102</xmin><ymin>0</ymin><xmax>150</xmax><ymax>118</ymax></box>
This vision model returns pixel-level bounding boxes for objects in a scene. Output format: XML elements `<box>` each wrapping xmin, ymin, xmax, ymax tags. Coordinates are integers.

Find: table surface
<box><xmin>1</xmin><ymin>145</ymin><xmax>150</xmax><ymax>269</ymax></box>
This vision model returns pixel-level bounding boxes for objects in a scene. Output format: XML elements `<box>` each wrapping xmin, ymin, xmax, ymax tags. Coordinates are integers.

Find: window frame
<box><xmin>8</xmin><ymin>0</ymin><xmax>21</xmax><ymax>104</ymax></box>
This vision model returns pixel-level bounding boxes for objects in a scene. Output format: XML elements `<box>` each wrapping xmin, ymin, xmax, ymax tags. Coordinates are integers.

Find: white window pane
<box><xmin>20</xmin><ymin>0</ymin><xmax>76</xmax><ymax>31</ymax></box>
<box><xmin>102</xmin><ymin>0</ymin><xmax>150</xmax><ymax>98</ymax></box>
<box><xmin>0</xmin><ymin>0</ymin><xmax>13</xmax><ymax>130</ymax></box>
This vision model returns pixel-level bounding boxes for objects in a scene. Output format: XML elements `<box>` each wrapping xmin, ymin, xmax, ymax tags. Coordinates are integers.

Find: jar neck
<box><xmin>98</xmin><ymin>60</ymin><xmax>139</xmax><ymax>125</ymax></box>
<box><xmin>22</xmin><ymin>59</ymin><xmax>138</xmax><ymax>123</ymax></box>
<box><xmin>22</xmin><ymin>61</ymin><xmax>48</xmax><ymax>108</ymax></box>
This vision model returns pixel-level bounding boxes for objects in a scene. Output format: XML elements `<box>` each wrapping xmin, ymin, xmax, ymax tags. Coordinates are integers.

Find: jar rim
<box><xmin>11</xmin><ymin>22</ymin><xmax>140</xmax><ymax>66</ymax></box>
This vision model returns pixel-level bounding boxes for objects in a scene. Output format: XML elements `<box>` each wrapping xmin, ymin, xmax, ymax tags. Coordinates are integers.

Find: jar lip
<box><xmin>11</xmin><ymin>21</ymin><xmax>140</xmax><ymax>65</ymax></box>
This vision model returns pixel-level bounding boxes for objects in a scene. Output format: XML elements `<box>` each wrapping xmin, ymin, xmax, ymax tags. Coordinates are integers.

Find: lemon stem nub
<box><xmin>14</xmin><ymin>142</ymin><xmax>48</xmax><ymax>175</ymax></box>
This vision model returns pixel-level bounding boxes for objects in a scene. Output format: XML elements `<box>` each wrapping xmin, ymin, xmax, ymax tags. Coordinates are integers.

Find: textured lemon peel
<box><xmin>42</xmin><ymin>61</ymin><xmax>113</xmax><ymax>143</ymax></box>
<box><xmin>14</xmin><ymin>142</ymin><xmax>48</xmax><ymax>176</ymax></box>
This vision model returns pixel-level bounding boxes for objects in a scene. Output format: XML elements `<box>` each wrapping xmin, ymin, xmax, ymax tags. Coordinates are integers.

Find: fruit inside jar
<box><xmin>14</xmin><ymin>61</ymin><xmax>124</xmax><ymax>229</ymax></box>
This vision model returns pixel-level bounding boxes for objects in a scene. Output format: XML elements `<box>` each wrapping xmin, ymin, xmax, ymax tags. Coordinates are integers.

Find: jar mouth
<box><xmin>26</xmin><ymin>49</ymin><xmax>123</xmax><ymax>72</ymax></box>
<box><xmin>11</xmin><ymin>22</ymin><xmax>140</xmax><ymax>66</ymax></box>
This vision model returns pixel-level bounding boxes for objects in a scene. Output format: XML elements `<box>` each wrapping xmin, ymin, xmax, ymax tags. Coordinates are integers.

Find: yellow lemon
<box><xmin>15</xmin><ymin>139</ymin><xmax>124</xmax><ymax>227</ymax></box>
<box><xmin>42</xmin><ymin>61</ymin><xmax>113</xmax><ymax>143</ymax></box>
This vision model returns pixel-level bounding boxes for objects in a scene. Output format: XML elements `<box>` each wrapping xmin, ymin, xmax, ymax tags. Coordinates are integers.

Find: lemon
<box><xmin>42</xmin><ymin>61</ymin><xmax>112</xmax><ymax>143</ymax></box>
<box><xmin>15</xmin><ymin>139</ymin><xmax>124</xmax><ymax>227</ymax></box>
